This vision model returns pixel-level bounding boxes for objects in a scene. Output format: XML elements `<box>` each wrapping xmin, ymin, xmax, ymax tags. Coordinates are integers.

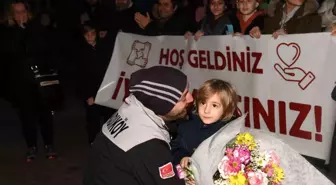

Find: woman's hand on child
<box><xmin>180</xmin><ymin>157</ymin><xmax>191</xmax><ymax>168</ymax></box>
<box><xmin>184</xmin><ymin>31</ymin><xmax>193</xmax><ymax>39</ymax></box>
<box><xmin>249</xmin><ymin>26</ymin><xmax>261</xmax><ymax>38</ymax></box>
<box><xmin>194</xmin><ymin>31</ymin><xmax>204</xmax><ymax>41</ymax></box>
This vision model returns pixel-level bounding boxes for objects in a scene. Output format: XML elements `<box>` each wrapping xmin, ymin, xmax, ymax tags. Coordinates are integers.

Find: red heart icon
<box><xmin>276</xmin><ymin>43</ymin><xmax>301</xmax><ymax>67</ymax></box>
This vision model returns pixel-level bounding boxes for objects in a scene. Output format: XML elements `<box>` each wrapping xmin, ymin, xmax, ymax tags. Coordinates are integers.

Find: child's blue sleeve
<box><xmin>171</xmin><ymin>122</ymin><xmax>193</xmax><ymax>165</ymax></box>
<box><xmin>171</xmin><ymin>135</ymin><xmax>190</xmax><ymax>165</ymax></box>
<box><xmin>226</xmin><ymin>24</ymin><xmax>234</xmax><ymax>35</ymax></box>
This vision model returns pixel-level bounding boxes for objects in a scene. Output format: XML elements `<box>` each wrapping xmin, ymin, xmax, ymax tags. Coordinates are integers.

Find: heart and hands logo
<box><xmin>274</xmin><ymin>43</ymin><xmax>315</xmax><ymax>90</ymax></box>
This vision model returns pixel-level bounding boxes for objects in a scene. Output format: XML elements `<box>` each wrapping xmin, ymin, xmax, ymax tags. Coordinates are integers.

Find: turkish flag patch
<box><xmin>159</xmin><ymin>162</ymin><xmax>175</xmax><ymax>179</ymax></box>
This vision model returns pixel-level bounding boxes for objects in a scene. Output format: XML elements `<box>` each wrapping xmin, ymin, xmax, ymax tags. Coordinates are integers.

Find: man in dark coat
<box><xmin>134</xmin><ymin>0</ymin><xmax>197</xmax><ymax>36</ymax></box>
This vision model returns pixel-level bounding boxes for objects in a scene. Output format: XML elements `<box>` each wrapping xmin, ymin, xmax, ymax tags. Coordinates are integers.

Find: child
<box><xmin>184</xmin><ymin>0</ymin><xmax>234</xmax><ymax>40</ymax></box>
<box><xmin>76</xmin><ymin>22</ymin><xmax>116</xmax><ymax>144</ymax></box>
<box><xmin>171</xmin><ymin>79</ymin><xmax>238</xmax><ymax>167</ymax></box>
<box><xmin>230</xmin><ymin>0</ymin><xmax>266</xmax><ymax>36</ymax></box>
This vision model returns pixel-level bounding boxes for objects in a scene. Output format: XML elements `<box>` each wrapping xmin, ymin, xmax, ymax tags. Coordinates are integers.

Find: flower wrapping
<box><xmin>188</xmin><ymin>115</ymin><xmax>334</xmax><ymax>185</ymax></box>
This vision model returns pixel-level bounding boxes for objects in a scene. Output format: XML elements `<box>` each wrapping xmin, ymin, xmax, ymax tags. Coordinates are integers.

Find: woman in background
<box><xmin>3</xmin><ymin>0</ymin><xmax>57</xmax><ymax>161</ymax></box>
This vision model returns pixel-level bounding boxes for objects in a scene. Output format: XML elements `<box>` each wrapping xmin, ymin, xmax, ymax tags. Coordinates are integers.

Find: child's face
<box><xmin>210</xmin><ymin>0</ymin><xmax>225</xmax><ymax>17</ymax></box>
<box><xmin>84</xmin><ymin>29</ymin><xmax>97</xmax><ymax>45</ymax></box>
<box><xmin>237</xmin><ymin>0</ymin><xmax>258</xmax><ymax>15</ymax></box>
<box><xmin>198</xmin><ymin>93</ymin><xmax>224</xmax><ymax>124</ymax></box>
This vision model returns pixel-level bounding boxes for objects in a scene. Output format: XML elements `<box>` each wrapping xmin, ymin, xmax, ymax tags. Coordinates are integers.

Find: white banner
<box><xmin>96</xmin><ymin>32</ymin><xmax>336</xmax><ymax>162</ymax></box>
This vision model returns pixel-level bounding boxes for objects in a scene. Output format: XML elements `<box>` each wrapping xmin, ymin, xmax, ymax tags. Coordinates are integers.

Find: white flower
<box><xmin>240</xmin><ymin>164</ymin><xmax>245</xmax><ymax>173</ymax></box>
<box><xmin>233</xmin><ymin>149</ymin><xmax>239</xmax><ymax>158</ymax></box>
<box><xmin>252</xmin><ymin>152</ymin><xmax>270</xmax><ymax>168</ymax></box>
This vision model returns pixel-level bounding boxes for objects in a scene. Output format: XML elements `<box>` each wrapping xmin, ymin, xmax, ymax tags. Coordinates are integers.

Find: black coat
<box><xmin>171</xmin><ymin>114</ymin><xmax>234</xmax><ymax>165</ymax></box>
<box><xmin>102</xmin><ymin>5</ymin><xmax>144</xmax><ymax>35</ymax></box>
<box><xmin>200</xmin><ymin>14</ymin><xmax>233</xmax><ymax>35</ymax></box>
<box><xmin>2</xmin><ymin>19</ymin><xmax>54</xmax><ymax>108</ymax></box>
<box><xmin>230</xmin><ymin>10</ymin><xmax>266</xmax><ymax>35</ymax></box>
<box><xmin>80</xmin><ymin>2</ymin><xmax>119</xmax><ymax>33</ymax></box>
<box><xmin>144</xmin><ymin>11</ymin><xmax>197</xmax><ymax>36</ymax></box>
<box><xmin>117</xmin><ymin>5</ymin><xmax>145</xmax><ymax>35</ymax></box>
<box><xmin>76</xmin><ymin>37</ymin><xmax>112</xmax><ymax>101</ymax></box>
<box><xmin>0</xmin><ymin>23</ymin><xmax>7</xmax><ymax>99</ymax></box>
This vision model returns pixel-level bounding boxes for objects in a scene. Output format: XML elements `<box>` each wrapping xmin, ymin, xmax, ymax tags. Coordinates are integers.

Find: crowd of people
<box><xmin>0</xmin><ymin>0</ymin><xmax>335</xmax><ymax>173</ymax></box>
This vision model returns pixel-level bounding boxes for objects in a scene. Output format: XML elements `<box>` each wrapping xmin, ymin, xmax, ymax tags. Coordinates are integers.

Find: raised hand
<box><xmin>135</xmin><ymin>12</ymin><xmax>151</xmax><ymax>29</ymax></box>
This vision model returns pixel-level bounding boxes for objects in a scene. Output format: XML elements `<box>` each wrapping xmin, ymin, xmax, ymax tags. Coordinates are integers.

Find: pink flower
<box><xmin>226</xmin><ymin>147</ymin><xmax>234</xmax><ymax>159</ymax></box>
<box><xmin>229</xmin><ymin>158</ymin><xmax>242</xmax><ymax>172</ymax></box>
<box><xmin>247</xmin><ymin>171</ymin><xmax>268</xmax><ymax>185</ymax></box>
<box><xmin>233</xmin><ymin>146</ymin><xmax>251</xmax><ymax>164</ymax></box>
<box><xmin>218</xmin><ymin>156</ymin><xmax>242</xmax><ymax>178</ymax></box>
<box><xmin>268</xmin><ymin>151</ymin><xmax>280</xmax><ymax>166</ymax></box>
<box><xmin>263</xmin><ymin>164</ymin><xmax>274</xmax><ymax>177</ymax></box>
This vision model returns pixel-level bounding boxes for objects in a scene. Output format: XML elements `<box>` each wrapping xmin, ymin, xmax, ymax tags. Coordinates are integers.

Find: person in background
<box><xmin>177</xmin><ymin>0</ymin><xmax>199</xmax><ymax>25</ymax></box>
<box><xmin>259</xmin><ymin>0</ymin><xmax>270</xmax><ymax>10</ymax></box>
<box><xmin>195</xmin><ymin>2</ymin><xmax>206</xmax><ymax>23</ymax></box>
<box><xmin>171</xmin><ymin>79</ymin><xmax>238</xmax><ymax>168</ymax></box>
<box><xmin>185</xmin><ymin>0</ymin><xmax>233</xmax><ymax>40</ymax></box>
<box><xmin>151</xmin><ymin>2</ymin><xmax>161</xmax><ymax>20</ymax></box>
<box><xmin>230</xmin><ymin>0</ymin><xmax>266</xmax><ymax>36</ymax></box>
<box><xmin>114</xmin><ymin>0</ymin><xmax>144</xmax><ymax>34</ymax></box>
<box><xmin>83</xmin><ymin>66</ymin><xmax>194</xmax><ymax>185</ymax></box>
<box><xmin>79</xmin><ymin>0</ymin><xmax>113</xmax><ymax>39</ymax></box>
<box><xmin>80</xmin><ymin>0</ymin><xmax>100</xmax><ymax>24</ymax></box>
<box><xmin>3</xmin><ymin>0</ymin><xmax>57</xmax><ymax>161</ymax></box>
<box><xmin>318</xmin><ymin>0</ymin><xmax>336</xmax><ymax>32</ymax></box>
<box><xmin>134</xmin><ymin>0</ymin><xmax>197</xmax><ymax>35</ymax></box>
<box><xmin>132</xmin><ymin>0</ymin><xmax>157</xmax><ymax>13</ymax></box>
<box><xmin>76</xmin><ymin>22</ymin><xmax>116</xmax><ymax>144</ymax></box>
<box><xmin>249</xmin><ymin>0</ymin><xmax>321</xmax><ymax>39</ymax></box>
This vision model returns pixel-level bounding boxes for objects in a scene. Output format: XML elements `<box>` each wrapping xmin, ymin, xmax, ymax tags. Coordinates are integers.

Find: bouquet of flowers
<box><xmin>184</xmin><ymin>115</ymin><xmax>333</xmax><ymax>185</ymax></box>
<box><xmin>213</xmin><ymin>132</ymin><xmax>284</xmax><ymax>185</ymax></box>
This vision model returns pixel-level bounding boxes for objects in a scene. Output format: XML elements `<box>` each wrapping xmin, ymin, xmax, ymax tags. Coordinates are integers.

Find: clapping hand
<box><xmin>135</xmin><ymin>12</ymin><xmax>151</xmax><ymax>29</ymax></box>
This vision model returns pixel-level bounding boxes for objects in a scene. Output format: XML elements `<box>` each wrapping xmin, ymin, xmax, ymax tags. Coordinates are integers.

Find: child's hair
<box><xmin>81</xmin><ymin>21</ymin><xmax>96</xmax><ymax>35</ymax></box>
<box><xmin>196</xmin><ymin>79</ymin><xmax>238</xmax><ymax>121</ymax></box>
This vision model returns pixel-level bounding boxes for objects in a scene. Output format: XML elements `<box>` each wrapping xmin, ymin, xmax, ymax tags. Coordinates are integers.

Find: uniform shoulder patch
<box><xmin>159</xmin><ymin>162</ymin><xmax>175</xmax><ymax>179</ymax></box>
